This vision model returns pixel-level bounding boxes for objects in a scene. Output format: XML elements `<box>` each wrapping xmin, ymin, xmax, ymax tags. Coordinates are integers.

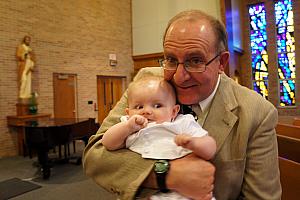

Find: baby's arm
<box><xmin>175</xmin><ymin>134</ymin><xmax>217</xmax><ymax>160</ymax></box>
<box><xmin>102</xmin><ymin>115</ymin><xmax>148</xmax><ymax>150</ymax></box>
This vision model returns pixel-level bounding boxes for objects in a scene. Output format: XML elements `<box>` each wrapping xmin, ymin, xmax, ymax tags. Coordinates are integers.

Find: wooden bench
<box><xmin>276</xmin><ymin>123</ymin><xmax>300</xmax><ymax>139</ymax></box>
<box><xmin>276</xmin><ymin>123</ymin><xmax>300</xmax><ymax>200</ymax></box>
<box><xmin>292</xmin><ymin>117</ymin><xmax>300</xmax><ymax>126</ymax></box>
<box><xmin>277</xmin><ymin>115</ymin><xmax>300</xmax><ymax>125</ymax></box>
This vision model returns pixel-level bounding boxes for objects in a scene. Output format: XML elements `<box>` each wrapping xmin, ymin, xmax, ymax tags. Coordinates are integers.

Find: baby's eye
<box><xmin>135</xmin><ymin>105</ymin><xmax>143</xmax><ymax>109</ymax></box>
<box><xmin>154</xmin><ymin>104</ymin><xmax>162</xmax><ymax>108</ymax></box>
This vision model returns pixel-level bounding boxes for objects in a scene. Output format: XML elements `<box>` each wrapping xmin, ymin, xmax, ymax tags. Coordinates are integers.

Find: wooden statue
<box><xmin>16</xmin><ymin>35</ymin><xmax>35</xmax><ymax>99</ymax></box>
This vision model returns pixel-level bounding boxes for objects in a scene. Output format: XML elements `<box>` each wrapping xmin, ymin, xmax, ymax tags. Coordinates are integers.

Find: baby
<box><xmin>102</xmin><ymin>75</ymin><xmax>216</xmax><ymax>200</ymax></box>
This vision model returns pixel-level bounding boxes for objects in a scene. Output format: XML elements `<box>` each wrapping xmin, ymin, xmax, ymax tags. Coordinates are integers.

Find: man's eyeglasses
<box><xmin>159</xmin><ymin>54</ymin><xmax>220</xmax><ymax>73</ymax></box>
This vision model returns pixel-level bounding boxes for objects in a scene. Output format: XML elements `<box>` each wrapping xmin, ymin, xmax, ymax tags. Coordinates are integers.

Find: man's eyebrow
<box><xmin>163</xmin><ymin>51</ymin><xmax>176</xmax><ymax>57</ymax></box>
<box><xmin>185</xmin><ymin>51</ymin><xmax>205</xmax><ymax>58</ymax></box>
<box><xmin>163</xmin><ymin>50</ymin><xmax>206</xmax><ymax>59</ymax></box>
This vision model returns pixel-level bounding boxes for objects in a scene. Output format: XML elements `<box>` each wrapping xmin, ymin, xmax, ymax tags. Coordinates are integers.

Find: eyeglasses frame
<box><xmin>158</xmin><ymin>53</ymin><xmax>221</xmax><ymax>73</ymax></box>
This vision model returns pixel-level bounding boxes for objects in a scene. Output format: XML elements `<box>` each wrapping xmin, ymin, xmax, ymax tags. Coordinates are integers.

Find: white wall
<box><xmin>231</xmin><ymin>0</ymin><xmax>243</xmax><ymax>50</ymax></box>
<box><xmin>132</xmin><ymin>0</ymin><xmax>221</xmax><ymax>55</ymax></box>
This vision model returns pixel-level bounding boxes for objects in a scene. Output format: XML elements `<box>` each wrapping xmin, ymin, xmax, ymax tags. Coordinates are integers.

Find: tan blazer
<box><xmin>83</xmin><ymin>67</ymin><xmax>281</xmax><ymax>200</ymax></box>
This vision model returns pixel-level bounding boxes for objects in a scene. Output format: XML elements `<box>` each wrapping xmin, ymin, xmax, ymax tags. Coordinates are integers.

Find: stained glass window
<box><xmin>275</xmin><ymin>0</ymin><xmax>296</xmax><ymax>106</ymax></box>
<box><xmin>248</xmin><ymin>3</ymin><xmax>268</xmax><ymax>99</ymax></box>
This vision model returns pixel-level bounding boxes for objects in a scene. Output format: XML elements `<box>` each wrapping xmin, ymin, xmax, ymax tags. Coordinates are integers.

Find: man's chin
<box><xmin>176</xmin><ymin>86</ymin><xmax>202</xmax><ymax>104</ymax></box>
<box><xmin>177</xmin><ymin>95</ymin><xmax>199</xmax><ymax>105</ymax></box>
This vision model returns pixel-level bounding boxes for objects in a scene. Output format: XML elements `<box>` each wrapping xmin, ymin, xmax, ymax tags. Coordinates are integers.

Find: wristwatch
<box><xmin>154</xmin><ymin>160</ymin><xmax>170</xmax><ymax>193</ymax></box>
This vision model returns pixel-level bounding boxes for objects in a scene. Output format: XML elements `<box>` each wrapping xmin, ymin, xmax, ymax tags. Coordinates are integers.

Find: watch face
<box><xmin>154</xmin><ymin>160</ymin><xmax>169</xmax><ymax>174</ymax></box>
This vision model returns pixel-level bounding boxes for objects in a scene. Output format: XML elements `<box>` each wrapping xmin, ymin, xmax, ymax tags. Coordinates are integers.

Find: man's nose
<box><xmin>173</xmin><ymin>63</ymin><xmax>191</xmax><ymax>83</ymax></box>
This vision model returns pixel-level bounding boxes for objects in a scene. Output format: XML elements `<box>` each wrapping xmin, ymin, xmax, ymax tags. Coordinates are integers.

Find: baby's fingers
<box><xmin>175</xmin><ymin>134</ymin><xmax>191</xmax><ymax>147</ymax></box>
<box><xmin>135</xmin><ymin>116</ymin><xmax>148</xmax><ymax>127</ymax></box>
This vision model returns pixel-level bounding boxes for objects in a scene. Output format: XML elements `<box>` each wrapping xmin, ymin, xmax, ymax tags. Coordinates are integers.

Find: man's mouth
<box><xmin>172</xmin><ymin>80</ymin><xmax>198</xmax><ymax>89</ymax></box>
<box><xmin>176</xmin><ymin>84</ymin><xmax>198</xmax><ymax>91</ymax></box>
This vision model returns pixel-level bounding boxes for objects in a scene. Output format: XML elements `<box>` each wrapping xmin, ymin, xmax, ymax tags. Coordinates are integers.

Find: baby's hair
<box><xmin>133</xmin><ymin>69</ymin><xmax>163</xmax><ymax>82</ymax></box>
<box><xmin>127</xmin><ymin>75</ymin><xmax>177</xmax><ymax>105</ymax></box>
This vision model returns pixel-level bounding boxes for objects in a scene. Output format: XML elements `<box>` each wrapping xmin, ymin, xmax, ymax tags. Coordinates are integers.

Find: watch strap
<box><xmin>156</xmin><ymin>172</ymin><xmax>169</xmax><ymax>193</ymax></box>
<box><xmin>154</xmin><ymin>160</ymin><xmax>170</xmax><ymax>193</ymax></box>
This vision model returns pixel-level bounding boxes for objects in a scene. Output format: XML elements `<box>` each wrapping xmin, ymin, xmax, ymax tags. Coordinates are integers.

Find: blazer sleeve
<box><xmin>241</xmin><ymin>102</ymin><xmax>282</xmax><ymax>200</ymax></box>
<box><xmin>82</xmin><ymin>68</ymin><xmax>160</xmax><ymax>200</ymax></box>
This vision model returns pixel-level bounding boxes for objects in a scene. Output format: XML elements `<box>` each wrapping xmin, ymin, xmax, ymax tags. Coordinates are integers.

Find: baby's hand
<box><xmin>175</xmin><ymin>134</ymin><xmax>192</xmax><ymax>149</ymax></box>
<box><xmin>127</xmin><ymin>115</ymin><xmax>148</xmax><ymax>132</ymax></box>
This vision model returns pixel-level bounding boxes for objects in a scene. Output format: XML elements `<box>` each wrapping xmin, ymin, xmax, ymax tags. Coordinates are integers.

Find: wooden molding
<box><xmin>132</xmin><ymin>52</ymin><xmax>164</xmax><ymax>75</ymax></box>
<box><xmin>132</xmin><ymin>52</ymin><xmax>164</xmax><ymax>61</ymax></box>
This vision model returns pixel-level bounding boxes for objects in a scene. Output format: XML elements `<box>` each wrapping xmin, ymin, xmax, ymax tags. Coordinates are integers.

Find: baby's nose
<box><xmin>141</xmin><ymin>107</ymin><xmax>153</xmax><ymax>115</ymax></box>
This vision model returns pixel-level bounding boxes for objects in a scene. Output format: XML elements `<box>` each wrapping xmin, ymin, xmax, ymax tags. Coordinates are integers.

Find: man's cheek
<box><xmin>164</xmin><ymin>70</ymin><xmax>174</xmax><ymax>81</ymax></box>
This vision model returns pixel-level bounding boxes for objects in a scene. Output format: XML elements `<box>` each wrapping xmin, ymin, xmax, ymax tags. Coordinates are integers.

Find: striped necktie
<box><xmin>192</xmin><ymin>104</ymin><xmax>205</xmax><ymax>126</ymax></box>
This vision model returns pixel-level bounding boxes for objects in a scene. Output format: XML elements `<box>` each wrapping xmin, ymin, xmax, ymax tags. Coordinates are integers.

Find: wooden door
<box><xmin>97</xmin><ymin>76</ymin><xmax>125</xmax><ymax>123</ymax></box>
<box><xmin>53</xmin><ymin>73</ymin><xmax>77</xmax><ymax>118</ymax></box>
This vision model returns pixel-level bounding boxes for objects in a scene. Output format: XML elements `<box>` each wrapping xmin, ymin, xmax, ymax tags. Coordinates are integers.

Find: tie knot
<box><xmin>192</xmin><ymin>104</ymin><xmax>202</xmax><ymax>116</ymax></box>
<box><xmin>180</xmin><ymin>105</ymin><xmax>199</xmax><ymax>121</ymax></box>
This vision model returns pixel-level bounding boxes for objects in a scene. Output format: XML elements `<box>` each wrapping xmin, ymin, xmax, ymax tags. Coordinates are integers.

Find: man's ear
<box><xmin>218</xmin><ymin>51</ymin><xmax>230</xmax><ymax>73</ymax></box>
<box><xmin>125</xmin><ymin>108</ymin><xmax>129</xmax><ymax>115</ymax></box>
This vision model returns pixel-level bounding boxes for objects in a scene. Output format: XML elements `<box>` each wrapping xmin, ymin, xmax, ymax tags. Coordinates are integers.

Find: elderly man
<box><xmin>83</xmin><ymin>10</ymin><xmax>281</xmax><ymax>200</ymax></box>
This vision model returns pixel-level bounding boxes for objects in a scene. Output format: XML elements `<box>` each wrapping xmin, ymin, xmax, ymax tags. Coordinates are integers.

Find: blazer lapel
<box><xmin>203</xmin><ymin>74</ymin><xmax>238</xmax><ymax>153</ymax></box>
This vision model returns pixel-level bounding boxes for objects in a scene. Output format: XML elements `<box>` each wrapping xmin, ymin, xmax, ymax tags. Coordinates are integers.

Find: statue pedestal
<box><xmin>16</xmin><ymin>103</ymin><xmax>30</xmax><ymax>116</ymax></box>
<box><xmin>16</xmin><ymin>98</ymin><xmax>38</xmax><ymax>115</ymax></box>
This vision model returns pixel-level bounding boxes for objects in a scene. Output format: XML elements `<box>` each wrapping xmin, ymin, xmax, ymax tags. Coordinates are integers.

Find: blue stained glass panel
<box><xmin>249</xmin><ymin>4</ymin><xmax>267</xmax><ymax>30</ymax></box>
<box><xmin>279</xmin><ymin>80</ymin><xmax>295</xmax><ymax>106</ymax></box>
<box><xmin>252</xmin><ymin>54</ymin><xmax>268</xmax><ymax>81</ymax></box>
<box><xmin>250</xmin><ymin>30</ymin><xmax>268</xmax><ymax>54</ymax></box>
<box><xmin>277</xmin><ymin>26</ymin><xmax>295</xmax><ymax>53</ymax></box>
<box><xmin>275</xmin><ymin>0</ymin><xmax>293</xmax><ymax>27</ymax></box>
<box><xmin>277</xmin><ymin>53</ymin><xmax>296</xmax><ymax>79</ymax></box>
<box><xmin>275</xmin><ymin>0</ymin><xmax>296</xmax><ymax>106</ymax></box>
<box><xmin>253</xmin><ymin>81</ymin><xmax>268</xmax><ymax>99</ymax></box>
<box><xmin>249</xmin><ymin>3</ymin><xmax>268</xmax><ymax>99</ymax></box>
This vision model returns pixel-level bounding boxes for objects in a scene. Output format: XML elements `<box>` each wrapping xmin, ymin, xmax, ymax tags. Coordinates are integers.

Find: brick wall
<box><xmin>240</xmin><ymin>0</ymin><xmax>300</xmax><ymax>116</ymax></box>
<box><xmin>0</xmin><ymin>0</ymin><xmax>133</xmax><ymax>157</ymax></box>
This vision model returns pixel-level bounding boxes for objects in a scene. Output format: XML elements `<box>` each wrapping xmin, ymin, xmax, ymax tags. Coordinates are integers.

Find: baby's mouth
<box><xmin>147</xmin><ymin>119</ymin><xmax>154</xmax><ymax>123</ymax></box>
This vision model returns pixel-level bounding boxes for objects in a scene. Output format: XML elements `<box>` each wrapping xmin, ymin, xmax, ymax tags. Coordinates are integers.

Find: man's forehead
<box><xmin>169</xmin><ymin>18</ymin><xmax>210</xmax><ymax>31</ymax></box>
<box><xmin>165</xmin><ymin>20</ymin><xmax>213</xmax><ymax>41</ymax></box>
<box><xmin>164</xmin><ymin>19</ymin><xmax>216</xmax><ymax>52</ymax></box>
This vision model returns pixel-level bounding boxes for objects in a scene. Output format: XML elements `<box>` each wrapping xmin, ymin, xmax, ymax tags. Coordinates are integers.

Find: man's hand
<box><xmin>167</xmin><ymin>154</ymin><xmax>215</xmax><ymax>200</ymax></box>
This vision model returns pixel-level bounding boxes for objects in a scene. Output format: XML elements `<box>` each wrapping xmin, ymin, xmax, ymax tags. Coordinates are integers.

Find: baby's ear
<box><xmin>172</xmin><ymin>104</ymin><xmax>180</xmax><ymax>117</ymax></box>
<box><xmin>125</xmin><ymin>108</ymin><xmax>129</xmax><ymax>115</ymax></box>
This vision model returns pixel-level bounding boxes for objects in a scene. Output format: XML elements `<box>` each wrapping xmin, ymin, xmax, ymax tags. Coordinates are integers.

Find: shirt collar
<box><xmin>198</xmin><ymin>74</ymin><xmax>220</xmax><ymax>112</ymax></box>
